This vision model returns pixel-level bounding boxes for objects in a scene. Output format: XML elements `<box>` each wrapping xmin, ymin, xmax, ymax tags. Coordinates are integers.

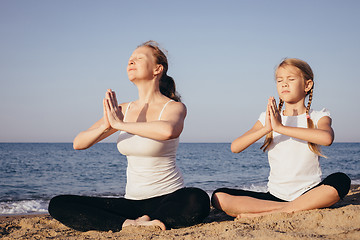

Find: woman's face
<box><xmin>127</xmin><ymin>46</ymin><xmax>158</xmax><ymax>82</ymax></box>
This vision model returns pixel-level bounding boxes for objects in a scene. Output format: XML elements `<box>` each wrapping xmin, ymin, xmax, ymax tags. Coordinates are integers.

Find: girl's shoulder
<box><xmin>310</xmin><ymin>108</ymin><xmax>331</xmax><ymax>124</ymax></box>
<box><xmin>258</xmin><ymin>111</ymin><xmax>267</xmax><ymax>126</ymax></box>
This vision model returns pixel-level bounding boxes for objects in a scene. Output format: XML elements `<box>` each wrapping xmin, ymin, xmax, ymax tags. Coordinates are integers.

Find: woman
<box><xmin>48</xmin><ymin>41</ymin><xmax>210</xmax><ymax>231</ymax></box>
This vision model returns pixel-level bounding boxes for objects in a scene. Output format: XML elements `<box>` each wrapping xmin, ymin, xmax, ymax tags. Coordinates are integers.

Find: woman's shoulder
<box><xmin>119</xmin><ymin>101</ymin><xmax>132</xmax><ymax>109</ymax></box>
<box><xmin>169</xmin><ymin>99</ymin><xmax>186</xmax><ymax>108</ymax></box>
<box><xmin>167</xmin><ymin>100</ymin><xmax>187</xmax><ymax>114</ymax></box>
<box><xmin>159</xmin><ymin>99</ymin><xmax>187</xmax><ymax>120</ymax></box>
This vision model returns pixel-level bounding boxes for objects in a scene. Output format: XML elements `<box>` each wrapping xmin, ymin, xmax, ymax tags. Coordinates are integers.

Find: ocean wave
<box><xmin>351</xmin><ymin>179</ymin><xmax>360</xmax><ymax>185</ymax></box>
<box><xmin>0</xmin><ymin>199</ymin><xmax>49</xmax><ymax>215</ymax></box>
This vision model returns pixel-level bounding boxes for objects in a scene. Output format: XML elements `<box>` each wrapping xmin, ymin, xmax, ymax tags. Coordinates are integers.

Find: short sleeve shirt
<box><xmin>258</xmin><ymin>108</ymin><xmax>331</xmax><ymax>201</ymax></box>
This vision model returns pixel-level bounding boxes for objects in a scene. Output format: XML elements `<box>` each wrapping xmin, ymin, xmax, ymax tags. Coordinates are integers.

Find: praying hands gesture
<box><xmin>103</xmin><ymin>89</ymin><xmax>124</xmax><ymax>131</ymax></box>
<box><xmin>231</xmin><ymin>97</ymin><xmax>283</xmax><ymax>153</ymax></box>
<box><xmin>265</xmin><ymin>97</ymin><xmax>283</xmax><ymax>133</ymax></box>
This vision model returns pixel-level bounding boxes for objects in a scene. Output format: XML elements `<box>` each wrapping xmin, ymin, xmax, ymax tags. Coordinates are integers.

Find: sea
<box><xmin>0</xmin><ymin>142</ymin><xmax>359</xmax><ymax>215</ymax></box>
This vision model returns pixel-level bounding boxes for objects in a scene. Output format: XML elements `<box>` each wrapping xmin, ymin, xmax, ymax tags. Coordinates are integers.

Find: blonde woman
<box><xmin>49</xmin><ymin>41</ymin><xmax>210</xmax><ymax>231</ymax></box>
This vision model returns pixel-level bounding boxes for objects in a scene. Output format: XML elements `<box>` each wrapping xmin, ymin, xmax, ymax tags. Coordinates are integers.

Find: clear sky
<box><xmin>1</xmin><ymin>0</ymin><xmax>359</xmax><ymax>143</ymax></box>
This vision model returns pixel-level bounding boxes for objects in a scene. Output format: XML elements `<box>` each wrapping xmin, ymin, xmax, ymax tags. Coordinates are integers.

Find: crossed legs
<box><xmin>211</xmin><ymin>172</ymin><xmax>350</xmax><ymax>218</ymax></box>
<box><xmin>48</xmin><ymin>187</ymin><xmax>210</xmax><ymax>232</ymax></box>
<box><xmin>212</xmin><ymin>184</ymin><xmax>339</xmax><ymax>218</ymax></box>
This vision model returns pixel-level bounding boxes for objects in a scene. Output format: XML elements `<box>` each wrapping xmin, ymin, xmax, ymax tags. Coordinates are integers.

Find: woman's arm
<box><xmin>73</xmin><ymin>92</ymin><xmax>127</xmax><ymax>150</ymax></box>
<box><xmin>105</xmin><ymin>90</ymin><xmax>186</xmax><ymax>141</ymax></box>
<box><xmin>72</xmin><ymin>117</ymin><xmax>118</xmax><ymax>150</ymax></box>
<box><xmin>116</xmin><ymin>104</ymin><xmax>186</xmax><ymax>140</ymax></box>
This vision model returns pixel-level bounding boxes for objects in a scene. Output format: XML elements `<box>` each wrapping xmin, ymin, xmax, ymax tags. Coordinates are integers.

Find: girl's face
<box><xmin>275</xmin><ymin>65</ymin><xmax>313</xmax><ymax>104</ymax></box>
<box><xmin>127</xmin><ymin>46</ymin><xmax>160</xmax><ymax>82</ymax></box>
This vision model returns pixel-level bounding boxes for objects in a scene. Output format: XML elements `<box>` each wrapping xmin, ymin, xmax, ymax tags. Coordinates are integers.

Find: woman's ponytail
<box><xmin>138</xmin><ymin>40</ymin><xmax>181</xmax><ymax>102</ymax></box>
<box><xmin>160</xmin><ymin>74</ymin><xmax>181</xmax><ymax>102</ymax></box>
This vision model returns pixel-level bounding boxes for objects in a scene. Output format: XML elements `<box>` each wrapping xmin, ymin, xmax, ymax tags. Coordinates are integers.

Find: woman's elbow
<box><xmin>230</xmin><ymin>142</ymin><xmax>240</xmax><ymax>153</ymax></box>
<box><xmin>73</xmin><ymin>141</ymin><xmax>83</xmax><ymax>150</ymax></box>
<box><xmin>73</xmin><ymin>138</ymin><xmax>88</xmax><ymax>150</ymax></box>
<box><xmin>162</xmin><ymin>126</ymin><xmax>181</xmax><ymax>140</ymax></box>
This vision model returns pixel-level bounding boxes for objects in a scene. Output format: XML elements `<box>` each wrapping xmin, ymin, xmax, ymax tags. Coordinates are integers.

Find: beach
<box><xmin>1</xmin><ymin>184</ymin><xmax>359</xmax><ymax>239</ymax></box>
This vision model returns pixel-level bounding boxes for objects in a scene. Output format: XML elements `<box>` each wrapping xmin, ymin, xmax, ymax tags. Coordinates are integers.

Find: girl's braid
<box><xmin>306</xmin><ymin>88</ymin><xmax>313</xmax><ymax>117</ymax></box>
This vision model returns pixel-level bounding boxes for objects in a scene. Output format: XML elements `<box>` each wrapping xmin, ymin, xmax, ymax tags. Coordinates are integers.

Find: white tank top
<box><xmin>117</xmin><ymin>100</ymin><xmax>185</xmax><ymax>200</ymax></box>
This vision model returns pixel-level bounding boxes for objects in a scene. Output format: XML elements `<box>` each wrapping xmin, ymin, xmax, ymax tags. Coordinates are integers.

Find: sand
<box><xmin>1</xmin><ymin>185</ymin><xmax>359</xmax><ymax>239</ymax></box>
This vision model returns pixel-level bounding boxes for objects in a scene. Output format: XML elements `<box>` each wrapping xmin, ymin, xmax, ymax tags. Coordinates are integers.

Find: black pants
<box><xmin>48</xmin><ymin>187</ymin><xmax>210</xmax><ymax>232</ymax></box>
<box><xmin>211</xmin><ymin>172</ymin><xmax>351</xmax><ymax>207</ymax></box>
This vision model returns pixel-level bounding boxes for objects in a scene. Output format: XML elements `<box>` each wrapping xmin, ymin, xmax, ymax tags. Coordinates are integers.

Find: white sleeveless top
<box><xmin>258</xmin><ymin>108</ymin><xmax>331</xmax><ymax>201</ymax></box>
<box><xmin>117</xmin><ymin>100</ymin><xmax>185</xmax><ymax>200</ymax></box>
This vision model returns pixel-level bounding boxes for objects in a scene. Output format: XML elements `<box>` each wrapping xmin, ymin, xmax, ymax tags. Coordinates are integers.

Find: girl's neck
<box><xmin>283</xmin><ymin>101</ymin><xmax>307</xmax><ymax>116</ymax></box>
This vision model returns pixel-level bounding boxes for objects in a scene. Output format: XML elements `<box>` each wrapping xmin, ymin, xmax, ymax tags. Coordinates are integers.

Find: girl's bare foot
<box><xmin>237</xmin><ymin>208</ymin><xmax>288</xmax><ymax>219</ymax></box>
<box><xmin>135</xmin><ymin>215</ymin><xmax>166</xmax><ymax>231</ymax></box>
<box><xmin>122</xmin><ymin>219</ymin><xmax>137</xmax><ymax>228</ymax></box>
<box><xmin>237</xmin><ymin>212</ymin><xmax>265</xmax><ymax>219</ymax></box>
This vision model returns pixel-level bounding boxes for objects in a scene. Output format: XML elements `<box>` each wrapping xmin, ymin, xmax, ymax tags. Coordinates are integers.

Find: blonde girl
<box><xmin>211</xmin><ymin>58</ymin><xmax>350</xmax><ymax>218</ymax></box>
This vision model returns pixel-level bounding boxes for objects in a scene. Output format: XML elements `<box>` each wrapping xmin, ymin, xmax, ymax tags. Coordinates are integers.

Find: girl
<box><xmin>211</xmin><ymin>58</ymin><xmax>350</xmax><ymax>218</ymax></box>
<box><xmin>48</xmin><ymin>41</ymin><xmax>210</xmax><ymax>231</ymax></box>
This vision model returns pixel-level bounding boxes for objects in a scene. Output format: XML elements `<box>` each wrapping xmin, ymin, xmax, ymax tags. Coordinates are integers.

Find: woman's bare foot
<box><xmin>135</xmin><ymin>215</ymin><xmax>166</xmax><ymax>231</ymax></box>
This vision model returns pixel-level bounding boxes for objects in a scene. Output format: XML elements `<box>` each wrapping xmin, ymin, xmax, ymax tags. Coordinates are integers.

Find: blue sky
<box><xmin>1</xmin><ymin>0</ymin><xmax>359</xmax><ymax>143</ymax></box>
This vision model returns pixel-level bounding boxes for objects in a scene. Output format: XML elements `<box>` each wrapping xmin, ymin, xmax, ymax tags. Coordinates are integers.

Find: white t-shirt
<box><xmin>258</xmin><ymin>108</ymin><xmax>331</xmax><ymax>201</ymax></box>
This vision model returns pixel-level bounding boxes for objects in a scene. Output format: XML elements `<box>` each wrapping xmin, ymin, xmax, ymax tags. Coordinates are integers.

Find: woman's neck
<box><xmin>135</xmin><ymin>80</ymin><xmax>163</xmax><ymax>104</ymax></box>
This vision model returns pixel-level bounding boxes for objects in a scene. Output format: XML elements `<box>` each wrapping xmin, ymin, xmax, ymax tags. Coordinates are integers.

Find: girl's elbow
<box><xmin>323</xmin><ymin>137</ymin><xmax>334</xmax><ymax>146</ymax></box>
<box><xmin>322</xmin><ymin>134</ymin><xmax>334</xmax><ymax>146</ymax></box>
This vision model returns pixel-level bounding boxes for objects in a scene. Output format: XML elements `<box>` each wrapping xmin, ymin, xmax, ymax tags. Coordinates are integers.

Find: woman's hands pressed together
<box><xmin>103</xmin><ymin>89</ymin><xmax>124</xmax><ymax>131</ymax></box>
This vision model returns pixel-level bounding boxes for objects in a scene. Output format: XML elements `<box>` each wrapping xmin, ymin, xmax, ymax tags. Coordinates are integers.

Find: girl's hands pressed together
<box><xmin>268</xmin><ymin>97</ymin><xmax>283</xmax><ymax>132</ymax></box>
<box><xmin>264</xmin><ymin>102</ymin><xmax>273</xmax><ymax>134</ymax></box>
<box><xmin>103</xmin><ymin>89</ymin><xmax>124</xmax><ymax>130</ymax></box>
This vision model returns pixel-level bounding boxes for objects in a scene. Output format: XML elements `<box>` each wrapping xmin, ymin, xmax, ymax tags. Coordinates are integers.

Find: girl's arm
<box><xmin>231</xmin><ymin>121</ymin><xmax>270</xmax><ymax>153</ymax></box>
<box><xmin>231</xmin><ymin>104</ymin><xmax>272</xmax><ymax>153</ymax></box>
<box><xmin>271</xmin><ymin>116</ymin><xmax>334</xmax><ymax>146</ymax></box>
<box><xmin>105</xmin><ymin>90</ymin><xmax>186</xmax><ymax>141</ymax></box>
<box><xmin>269</xmin><ymin>98</ymin><xmax>334</xmax><ymax>146</ymax></box>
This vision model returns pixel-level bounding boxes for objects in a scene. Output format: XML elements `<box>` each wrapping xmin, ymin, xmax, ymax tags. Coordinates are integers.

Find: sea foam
<box><xmin>0</xmin><ymin>200</ymin><xmax>49</xmax><ymax>215</ymax></box>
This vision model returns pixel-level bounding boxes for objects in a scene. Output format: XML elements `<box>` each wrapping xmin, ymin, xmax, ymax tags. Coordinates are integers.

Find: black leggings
<box><xmin>48</xmin><ymin>187</ymin><xmax>210</xmax><ymax>232</ymax></box>
<box><xmin>211</xmin><ymin>172</ymin><xmax>351</xmax><ymax>207</ymax></box>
